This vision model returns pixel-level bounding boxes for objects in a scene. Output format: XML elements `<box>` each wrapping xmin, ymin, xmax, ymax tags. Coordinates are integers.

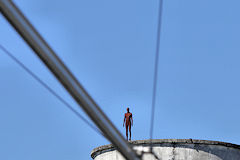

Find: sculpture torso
<box><xmin>125</xmin><ymin>112</ymin><xmax>132</xmax><ymax>126</ymax></box>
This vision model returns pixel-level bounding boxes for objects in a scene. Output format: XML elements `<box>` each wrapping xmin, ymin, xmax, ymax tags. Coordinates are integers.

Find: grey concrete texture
<box><xmin>91</xmin><ymin>139</ymin><xmax>240</xmax><ymax>160</ymax></box>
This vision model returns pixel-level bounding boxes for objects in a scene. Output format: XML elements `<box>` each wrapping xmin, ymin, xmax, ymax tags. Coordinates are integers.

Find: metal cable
<box><xmin>0</xmin><ymin>44</ymin><xmax>105</xmax><ymax>137</ymax></box>
<box><xmin>149</xmin><ymin>0</ymin><xmax>164</xmax><ymax>154</ymax></box>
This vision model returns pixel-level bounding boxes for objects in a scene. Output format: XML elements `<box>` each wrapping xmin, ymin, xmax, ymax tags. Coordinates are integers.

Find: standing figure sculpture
<box><xmin>123</xmin><ymin>107</ymin><xmax>133</xmax><ymax>141</ymax></box>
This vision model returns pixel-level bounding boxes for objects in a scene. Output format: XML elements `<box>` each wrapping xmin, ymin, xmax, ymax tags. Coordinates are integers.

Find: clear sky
<box><xmin>1</xmin><ymin>0</ymin><xmax>240</xmax><ymax>160</ymax></box>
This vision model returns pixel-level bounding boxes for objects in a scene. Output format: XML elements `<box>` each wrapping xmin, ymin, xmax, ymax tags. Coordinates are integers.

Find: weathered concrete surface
<box><xmin>91</xmin><ymin>139</ymin><xmax>240</xmax><ymax>160</ymax></box>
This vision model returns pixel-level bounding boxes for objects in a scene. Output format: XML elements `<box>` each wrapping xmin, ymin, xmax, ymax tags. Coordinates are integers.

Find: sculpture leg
<box><xmin>125</xmin><ymin>125</ymin><xmax>128</xmax><ymax>140</ymax></box>
<box><xmin>129</xmin><ymin>124</ymin><xmax>131</xmax><ymax>141</ymax></box>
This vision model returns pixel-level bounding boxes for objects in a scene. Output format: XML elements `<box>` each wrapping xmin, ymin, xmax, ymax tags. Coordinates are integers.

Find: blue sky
<box><xmin>1</xmin><ymin>0</ymin><xmax>240</xmax><ymax>159</ymax></box>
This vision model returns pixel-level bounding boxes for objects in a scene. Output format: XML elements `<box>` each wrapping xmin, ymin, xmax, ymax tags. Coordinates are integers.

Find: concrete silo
<box><xmin>91</xmin><ymin>139</ymin><xmax>240</xmax><ymax>160</ymax></box>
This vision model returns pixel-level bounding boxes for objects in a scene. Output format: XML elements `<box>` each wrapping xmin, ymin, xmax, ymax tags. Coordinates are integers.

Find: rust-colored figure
<box><xmin>123</xmin><ymin>107</ymin><xmax>133</xmax><ymax>141</ymax></box>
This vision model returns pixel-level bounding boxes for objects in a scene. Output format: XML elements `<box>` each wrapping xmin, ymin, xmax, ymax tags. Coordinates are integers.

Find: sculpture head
<box><xmin>127</xmin><ymin>107</ymin><xmax>129</xmax><ymax>112</ymax></box>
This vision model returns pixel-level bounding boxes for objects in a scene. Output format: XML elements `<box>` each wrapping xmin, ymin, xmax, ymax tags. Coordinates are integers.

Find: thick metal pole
<box><xmin>0</xmin><ymin>1</ymin><xmax>140</xmax><ymax>160</ymax></box>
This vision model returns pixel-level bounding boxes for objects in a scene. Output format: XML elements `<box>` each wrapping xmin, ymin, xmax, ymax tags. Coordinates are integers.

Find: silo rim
<box><xmin>91</xmin><ymin>139</ymin><xmax>240</xmax><ymax>159</ymax></box>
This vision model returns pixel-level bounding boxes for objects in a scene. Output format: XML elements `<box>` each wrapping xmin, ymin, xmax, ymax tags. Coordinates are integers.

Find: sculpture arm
<box><xmin>123</xmin><ymin>115</ymin><xmax>126</xmax><ymax>127</ymax></box>
<box><xmin>131</xmin><ymin>114</ymin><xmax>133</xmax><ymax>126</ymax></box>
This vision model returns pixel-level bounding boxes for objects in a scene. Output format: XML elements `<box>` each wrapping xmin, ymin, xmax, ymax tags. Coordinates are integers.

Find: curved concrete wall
<box><xmin>91</xmin><ymin>139</ymin><xmax>240</xmax><ymax>160</ymax></box>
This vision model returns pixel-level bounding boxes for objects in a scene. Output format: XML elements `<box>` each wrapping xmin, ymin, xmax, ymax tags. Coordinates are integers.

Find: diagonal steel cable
<box><xmin>0</xmin><ymin>44</ymin><xmax>104</xmax><ymax>137</ymax></box>
<box><xmin>149</xmin><ymin>0</ymin><xmax>164</xmax><ymax>154</ymax></box>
